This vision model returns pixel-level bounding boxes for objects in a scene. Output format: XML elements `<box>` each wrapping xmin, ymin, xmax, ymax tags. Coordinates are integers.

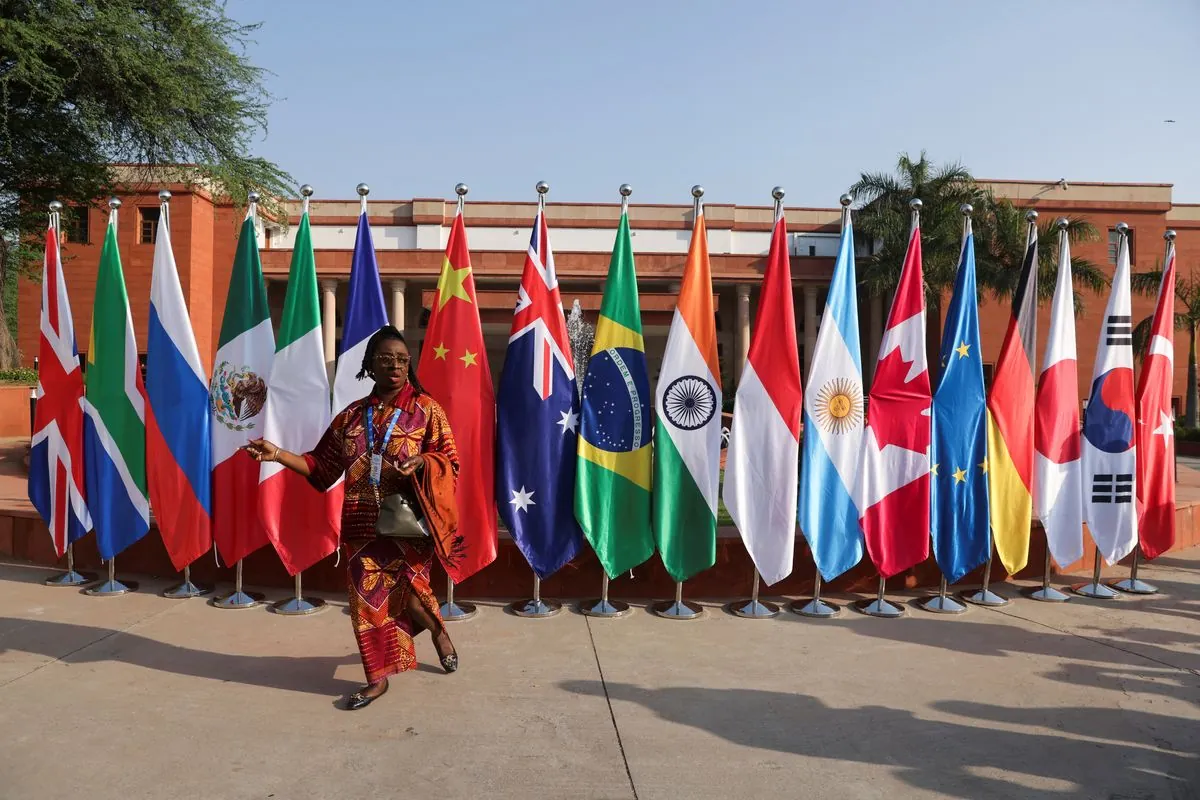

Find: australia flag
<box><xmin>495</xmin><ymin>208</ymin><xmax>586</xmax><ymax>579</ymax></box>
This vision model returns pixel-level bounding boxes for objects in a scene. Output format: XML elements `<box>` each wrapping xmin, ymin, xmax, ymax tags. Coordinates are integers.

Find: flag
<box><xmin>653</xmin><ymin>203</ymin><xmax>721</xmax><ymax>583</ymax></box>
<box><xmin>146</xmin><ymin>201</ymin><xmax>212</xmax><ymax>571</ymax></box>
<box><xmin>259</xmin><ymin>207</ymin><xmax>342</xmax><ymax>575</ymax></box>
<box><xmin>29</xmin><ymin>223</ymin><xmax>91</xmax><ymax>556</ymax></box>
<box><xmin>576</xmin><ymin>209</ymin><xmax>654</xmax><ymax>577</ymax></box>
<box><xmin>83</xmin><ymin>210</ymin><xmax>149</xmax><ymax>559</ymax></box>
<box><xmin>333</xmin><ymin>210</ymin><xmax>388</xmax><ymax>414</ymax></box>
<box><xmin>1082</xmin><ymin>228</ymin><xmax>1138</xmax><ymax>564</ymax></box>
<box><xmin>417</xmin><ymin>206</ymin><xmax>497</xmax><ymax>582</ymax></box>
<box><xmin>209</xmin><ymin>210</ymin><xmax>274</xmax><ymax>566</ymax></box>
<box><xmin>930</xmin><ymin>223</ymin><xmax>989</xmax><ymax>584</ymax></box>
<box><xmin>1035</xmin><ymin>225</ymin><xmax>1084</xmax><ymax>567</ymax></box>
<box><xmin>723</xmin><ymin>210</ymin><xmax>802</xmax><ymax>586</ymax></box>
<box><xmin>496</xmin><ymin>207</ymin><xmax>585</xmax><ymax>579</ymax></box>
<box><xmin>858</xmin><ymin>219</ymin><xmax>931</xmax><ymax>579</ymax></box>
<box><xmin>1134</xmin><ymin>236</ymin><xmax>1176</xmax><ymax>560</ymax></box>
<box><xmin>798</xmin><ymin>210</ymin><xmax>863</xmax><ymax>582</ymax></box>
<box><xmin>986</xmin><ymin>221</ymin><xmax>1039</xmax><ymax>575</ymax></box>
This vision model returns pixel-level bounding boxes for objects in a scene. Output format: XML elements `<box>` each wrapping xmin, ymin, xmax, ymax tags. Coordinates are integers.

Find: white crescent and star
<box><xmin>1153</xmin><ymin>410</ymin><xmax>1174</xmax><ymax>443</ymax></box>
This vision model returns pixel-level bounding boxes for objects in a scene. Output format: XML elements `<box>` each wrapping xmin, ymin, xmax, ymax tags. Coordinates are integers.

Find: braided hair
<box><xmin>356</xmin><ymin>325</ymin><xmax>426</xmax><ymax>395</ymax></box>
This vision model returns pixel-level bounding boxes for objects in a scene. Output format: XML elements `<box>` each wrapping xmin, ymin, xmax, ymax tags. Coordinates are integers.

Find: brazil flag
<box><xmin>576</xmin><ymin>210</ymin><xmax>654</xmax><ymax>577</ymax></box>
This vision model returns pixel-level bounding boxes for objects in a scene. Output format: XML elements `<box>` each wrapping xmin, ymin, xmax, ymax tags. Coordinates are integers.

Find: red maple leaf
<box><xmin>866</xmin><ymin>345</ymin><xmax>931</xmax><ymax>453</ymax></box>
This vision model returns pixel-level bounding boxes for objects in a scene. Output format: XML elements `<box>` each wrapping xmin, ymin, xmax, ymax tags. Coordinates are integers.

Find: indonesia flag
<box><xmin>1135</xmin><ymin>232</ymin><xmax>1177</xmax><ymax>560</ymax></box>
<box><xmin>29</xmin><ymin>219</ymin><xmax>91</xmax><ymax>556</ymax></box>
<box><xmin>1082</xmin><ymin>224</ymin><xmax>1138</xmax><ymax>564</ymax></box>
<box><xmin>1034</xmin><ymin>221</ymin><xmax>1084</xmax><ymax>567</ymax></box>
<box><xmin>146</xmin><ymin>196</ymin><xmax>212</xmax><ymax>572</ymax></box>
<box><xmin>858</xmin><ymin>209</ymin><xmax>931</xmax><ymax>579</ymax></box>
<box><xmin>722</xmin><ymin>206</ymin><xmax>802</xmax><ymax>586</ymax></box>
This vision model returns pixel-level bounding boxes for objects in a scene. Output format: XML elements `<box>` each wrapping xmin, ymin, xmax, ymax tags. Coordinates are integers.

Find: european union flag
<box><xmin>930</xmin><ymin>223</ymin><xmax>990</xmax><ymax>584</ymax></box>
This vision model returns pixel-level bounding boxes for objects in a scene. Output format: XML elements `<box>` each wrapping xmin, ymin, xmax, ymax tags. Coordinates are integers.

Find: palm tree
<box><xmin>1130</xmin><ymin>266</ymin><xmax>1200</xmax><ymax>426</ymax></box>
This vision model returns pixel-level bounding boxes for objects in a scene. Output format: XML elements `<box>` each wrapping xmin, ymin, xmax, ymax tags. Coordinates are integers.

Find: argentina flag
<box><xmin>797</xmin><ymin>204</ymin><xmax>865</xmax><ymax>582</ymax></box>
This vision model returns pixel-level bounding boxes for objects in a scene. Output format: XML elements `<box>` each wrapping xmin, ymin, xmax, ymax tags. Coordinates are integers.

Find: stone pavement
<box><xmin>1</xmin><ymin>551</ymin><xmax>1199</xmax><ymax>800</ymax></box>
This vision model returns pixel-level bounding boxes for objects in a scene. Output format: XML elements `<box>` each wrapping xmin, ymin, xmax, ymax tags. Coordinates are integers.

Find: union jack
<box><xmin>510</xmin><ymin>210</ymin><xmax>574</xmax><ymax>398</ymax></box>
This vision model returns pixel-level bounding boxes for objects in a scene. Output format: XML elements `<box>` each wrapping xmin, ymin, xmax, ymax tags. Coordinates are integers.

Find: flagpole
<box><xmin>1072</xmin><ymin>549</ymin><xmax>1121</xmax><ymax>599</ymax></box>
<box><xmin>212</xmin><ymin>558</ymin><xmax>266</xmax><ymax>608</ymax></box>
<box><xmin>1028</xmin><ymin>546</ymin><xmax>1070</xmax><ymax>602</ymax></box>
<box><xmin>792</xmin><ymin>192</ymin><xmax>857</xmax><ymax>620</ymax></box>
<box><xmin>652</xmin><ymin>184</ymin><xmax>709</xmax><ymax>622</ymax></box>
<box><xmin>86</xmin><ymin>557</ymin><xmax>138</xmax><ymax>596</ymax></box>
<box><xmin>1112</xmin><ymin>228</ymin><xmax>1176</xmax><ymax>597</ymax></box>
<box><xmin>41</xmin><ymin>200</ymin><xmax>97</xmax><ymax>588</ymax></box>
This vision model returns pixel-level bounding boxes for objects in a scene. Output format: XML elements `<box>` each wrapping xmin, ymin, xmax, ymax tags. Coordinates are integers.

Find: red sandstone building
<box><xmin>19</xmin><ymin>175</ymin><xmax>1200</xmax><ymax>411</ymax></box>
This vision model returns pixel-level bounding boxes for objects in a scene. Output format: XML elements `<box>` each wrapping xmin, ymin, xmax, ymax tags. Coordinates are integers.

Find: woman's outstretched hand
<box><xmin>243</xmin><ymin>438</ymin><xmax>280</xmax><ymax>463</ymax></box>
<box><xmin>397</xmin><ymin>456</ymin><xmax>424</xmax><ymax>477</ymax></box>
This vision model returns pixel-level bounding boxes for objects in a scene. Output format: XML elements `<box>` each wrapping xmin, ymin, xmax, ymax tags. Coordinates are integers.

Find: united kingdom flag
<box><xmin>495</xmin><ymin>207</ymin><xmax>586</xmax><ymax>579</ymax></box>
<box><xmin>29</xmin><ymin>222</ymin><xmax>92</xmax><ymax>556</ymax></box>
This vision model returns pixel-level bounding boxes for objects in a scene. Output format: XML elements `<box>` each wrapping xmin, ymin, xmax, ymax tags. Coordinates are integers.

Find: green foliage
<box><xmin>0</xmin><ymin>366</ymin><xmax>36</xmax><ymax>384</ymax></box>
<box><xmin>1173</xmin><ymin>425</ymin><xmax>1200</xmax><ymax>443</ymax></box>
<box><xmin>1131</xmin><ymin>261</ymin><xmax>1200</xmax><ymax>426</ymax></box>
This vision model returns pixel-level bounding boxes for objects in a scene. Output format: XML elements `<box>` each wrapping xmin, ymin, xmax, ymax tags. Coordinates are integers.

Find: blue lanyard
<box><xmin>365</xmin><ymin>405</ymin><xmax>402</xmax><ymax>487</ymax></box>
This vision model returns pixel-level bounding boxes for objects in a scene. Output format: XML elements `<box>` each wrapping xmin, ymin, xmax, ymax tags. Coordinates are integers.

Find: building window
<box><xmin>65</xmin><ymin>208</ymin><xmax>90</xmax><ymax>244</ymax></box>
<box><xmin>139</xmin><ymin>207</ymin><xmax>161</xmax><ymax>244</ymax></box>
<box><xmin>1108</xmin><ymin>228</ymin><xmax>1135</xmax><ymax>264</ymax></box>
<box><xmin>807</xmin><ymin>245</ymin><xmax>816</xmax><ymax>256</ymax></box>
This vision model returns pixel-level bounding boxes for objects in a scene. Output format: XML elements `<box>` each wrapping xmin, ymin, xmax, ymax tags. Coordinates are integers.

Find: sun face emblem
<box><xmin>815</xmin><ymin>377</ymin><xmax>863</xmax><ymax>434</ymax></box>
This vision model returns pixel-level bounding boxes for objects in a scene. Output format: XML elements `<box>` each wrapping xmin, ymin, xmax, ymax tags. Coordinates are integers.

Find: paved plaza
<box><xmin>1</xmin><ymin>549</ymin><xmax>1199</xmax><ymax>800</ymax></box>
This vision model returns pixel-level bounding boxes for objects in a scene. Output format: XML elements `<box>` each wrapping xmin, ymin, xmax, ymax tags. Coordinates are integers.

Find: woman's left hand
<box><xmin>397</xmin><ymin>456</ymin><xmax>424</xmax><ymax>477</ymax></box>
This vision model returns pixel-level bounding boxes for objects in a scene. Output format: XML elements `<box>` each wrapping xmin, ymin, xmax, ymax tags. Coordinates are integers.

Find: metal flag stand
<box><xmin>726</xmin><ymin>569</ymin><xmax>779</xmax><ymax>618</ymax></box>
<box><xmin>790</xmin><ymin>570</ymin><xmax>841</xmax><ymax>618</ymax></box>
<box><xmin>960</xmin><ymin>554</ymin><xmax>1010</xmax><ymax>606</ymax></box>
<box><xmin>1072</xmin><ymin>550</ymin><xmax>1121</xmax><ymax>600</ymax></box>
<box><xmin>916</xmin><ymin>576</ymin><xmax>967</xmax><ymax>614</ymax></box>
<box><xmin>44</xmin><ymin>544</ymin><xmax>96</xmax><ymax>587</ymax></box>
<box><xmin>211</xmin><ymin>560</ymin><xmax>265</xmax><ymax>609</ymax></box>
<box><xmin>162</xmin><ymin>565</ymin><xmax>211</xmax><ymax>599</ymax></box>
<box><xmin>1025</xmin><ymin>548</ymin><xmax>1070</xmax><ymax>602</ymax></box>
<box><xmin>652</xmin><ymin>581</ymin><xmax>705</xmax><ymax>620</ymax></box>
<box><xmin>580</xmin><ymin>575</ymin><xmax>632</xmax><ymax>618</ymax></box>
<box><xmin>440</xmin><ymin>578</ymin><xmax>477</xmax><ymax>621</ymax></box>
<box><xmin>270</xmin><ymin>572</ymin><xmax>326</xmax><ymax>615</ymax></box>
<box><xmin>853</xmin><ymin>575</ymin><xmax>904</xmax><ymax>618</ymax></box>
<box><xmin>1110</xmin><ymin>548</ymin><xmax>1158</xmax><ymax>595</ymax></box>
<box><xmin>85</xmin><ymin>558</ymin><xmax>138</xmax><ymax>596</ymax></box>
<box><xmin>510</xmin><ymin>576</ymin><xmax>563</xmax><ymax>618</ymax></box>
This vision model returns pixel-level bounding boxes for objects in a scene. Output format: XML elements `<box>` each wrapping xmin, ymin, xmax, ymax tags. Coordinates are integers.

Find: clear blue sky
<box><xmin>229</xmin><ymin>0</ymin><xmax>1200</xmax><ymax>206</ymax></box>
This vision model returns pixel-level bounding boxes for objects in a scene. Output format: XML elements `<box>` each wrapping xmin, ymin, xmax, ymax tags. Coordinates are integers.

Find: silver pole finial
<box><xmin>299</xmin><ymin>184</ymin><xmax>314</xmax><ymax>198</ymax></box>
<box><xmin>1056</xmin><ymin>217</ymin><xmax>1069</xmax><ymax>231</ymax></box>
<box><xmin>535</xmin><ymin>180</ymin><xmax>550</xmax><ymax>195</ymax></box>
<box><xmin>247</xmin><ymin>191</ymin><xmax>260</xmax><ymax>204</ymax></box>
<box><xmin>1025</xmin><ymin>209</ymin><xmax>1039</xmax><ymax>223</ymax></box>
<box><xmin>619</xmin><ymin>183</ymin><xmax>632</xmax><ymax>214</ymax></box>
<box><xmin>1165</xmin><ymin>229</ymin><xmax>1177</xmax><ymax>242</ymax></box>
<box><xmin>108</xmin><ymin>197</ymin><xmax>122</xmax><ymax>210</ymax></box>
<box><xmin>960</xmin><ymin>203</ymin><xmax>973</xmax><ymax>217</ymax></box>
<box><xmin>771</xmin><ymin>186</ymin><xmax>786</xmax><ymax>201</ymax></box>
<box><xmin>355</xmin><ymin>183</ymin><xmax>369</xmax><ymax>197</ymax></box>
<box><xmin>48</xmin><ymin>200</ymin><xmax>63</xmax><ymax>213</ymax></box>
<box><xmin>158</xmin><ymin>189</ymin><xmax>172</xmax><ymax>203</ymax></box>
<box><xmin>691</xmin><ymin>184</ymin><xmax>705</xmax><ymax>199</ymax></box>
<box><xmin>909</xmin><ymin>198</ymin><xmax>922</xmax><ymax>211</ymax></box>
<box><xmin>839</xmin><ymin>193</ymin><xmax>853</xmax><ymax>208</ymax></box>
<box><xmin>1116</xmin><ymin>221</ymin><xmax>1130</xmax><ymax>235</ymax></box>
<box><xmin>455</xmin><ymin>183</ymin><xmax>469</xmax><ymax>197</ymax></box>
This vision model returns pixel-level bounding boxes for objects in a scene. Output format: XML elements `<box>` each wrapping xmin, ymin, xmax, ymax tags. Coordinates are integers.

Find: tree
<box><xmin>1131</xmin><ymin>266</ymin><xmax>1199</xmax><ymax>427</ymax></box>
<box><xmin>0</xmin><ymin>0</ymin><xmax>293</xmax><ymax>366</ymax></box>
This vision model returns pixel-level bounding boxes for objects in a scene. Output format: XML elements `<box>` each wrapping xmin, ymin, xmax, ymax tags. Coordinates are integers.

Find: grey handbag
<box><xmin>375</xmin><ymin>494</ymin><xmax>430</xmax><ymax>539</ymax></box>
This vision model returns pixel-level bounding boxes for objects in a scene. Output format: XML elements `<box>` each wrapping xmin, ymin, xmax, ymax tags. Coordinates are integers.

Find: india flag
<box><xmin>259</xmin><ymin>206</ymin><xmax>342</xmax><ymax>575</ymax></box>
<box><xmin>653</xmin><ymin>204</ymin><xmax>721</xmax><ymax>583</ymax></box>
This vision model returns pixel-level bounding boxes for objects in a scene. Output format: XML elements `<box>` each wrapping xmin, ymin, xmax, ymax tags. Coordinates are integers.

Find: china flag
<box><xmin>417</xmin><ymin>204</ymin><xmax>497</xmax><ymax>581</ymax></box>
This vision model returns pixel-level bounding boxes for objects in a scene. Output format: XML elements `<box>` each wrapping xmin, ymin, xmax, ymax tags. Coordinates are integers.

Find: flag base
<box><xmin>789</xmin><ymin>598</ymin><xmax>841</xmax><ymax>618</ymax></box>
<box><xmin>509</xmin><ymin>598</ymin><xmax>563</xmax><ymax>618</ymax></box>
<box><xmin>270</xmin><ymin>597</ymin><xmax>327</xmax><ymax>615</ymax></box>
<box><xmin>1071</xmin><ymin>581</ymin><xmax>1121</xmax><ymax>600</ymax></box>
<box><xmin>852</xmin><ymin>598</ymin><xmax>905</xmax><ymax>618</ymax></box>
<box><xmin>85</xmin><ymin>578</ymin><xmax>138</xmax><ymax>596</ymax></box>
<box><xmin>162</xmin><ymin>580</ymin><xmax>211</xmax><ymax>599</ymax></box>
<box><xmin>726</xmin><ymin>599</ymin><xmax>780</xmax><ymax>619</ymax></box>
<box><xmin>960</xmin><ymin>588</ymin><xmax>1010</xmax><ymax>607</ymax></box>
<box><xmin>652</xmin><ymin>599</ymin><xmax>705</xmax><ymax>620</ymax></box>
<box><xmin>1025</xmin><ymin>585</ymin><xmax>1071</xmax><ymax>602</ymax></box>
<box><xmin>916</xmin><ymin>594</ymin><xmax>967</xmax><ymax>614</ymax></box>
<box><xmin>1109</xmin><ymin>578</ymin><xmax>1158</xmax><ymax>595</ymax></box>
<box><xmin>210</xmin><ymin>590</ymin><xmax>265</xmax><ymax>609</ymax></box>
<box><xmin>45</xmin><ymin>569</ymin><xmax>96</xmax><ymax>587</ymax></box>
<box><xmin>580</xmin><ymin>598</ymin><xmax>632</xmax><ymax>618</ymax></box>
<box><xmin>440</xmin><ymin>601</ymin><xmax>478</xmax><ymax>621</ymax></box>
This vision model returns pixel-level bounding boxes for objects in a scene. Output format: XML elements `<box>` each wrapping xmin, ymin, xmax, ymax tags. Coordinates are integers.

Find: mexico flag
<box><xmin>210</xmin><ymin>205</ymin><xmax>274</xmax><ymax>566</ymax></box>
<box><xmin>1135</xmin><ymin>233</ymin><xmax>1177</xmax><ymax>560</ymax></box>
<box><xmin>259</xmin><ymin>204</ymin><xmax>342</xmax><ymax>574</ymax></box>
<box><xmin>653</xmin><ymin>200</ymin><xmax>721</xmax><ymax>583</ymax></box>
<box><xmin>722</xmin><ymin>206</ymin><xmax>801</xmax><ymax>586</ymax></box>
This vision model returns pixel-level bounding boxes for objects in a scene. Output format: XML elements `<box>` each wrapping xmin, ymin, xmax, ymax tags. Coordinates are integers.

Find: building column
<box><xmin>867</xmin><ymin>293</ymin><xmax>884</xmax><ymax>381</ymax></box>
<box><xmin>321</xmin><ymin>279</ymin><xmax>338</xmax><ymax>371</ymax></box>
<box><xmin>391</xmin><ymin>279</ymin><xmax>407</xmax><ymax>331</ymax></box>
<box><xmin>803</xmin><ymin>284</ymin><xmax>818</xmax><ymax>377</ymax></box>
<box><xmin>735</xmin><ymin>284</ymin><xmax>751</xmax><ymax>385</ymax></box>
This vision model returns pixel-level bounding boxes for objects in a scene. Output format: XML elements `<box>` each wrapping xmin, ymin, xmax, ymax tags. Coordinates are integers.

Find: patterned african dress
<box><xmin>304</xmin><ymin>383</ymin><xmax>459</xmax><ymax>684</ymax></box>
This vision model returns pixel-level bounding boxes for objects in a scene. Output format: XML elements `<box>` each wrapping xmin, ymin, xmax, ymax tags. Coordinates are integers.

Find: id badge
<box><xmin>370</xmin><ymin>454</ymin><xmax>383</xmax><ymax>485</ymax></box>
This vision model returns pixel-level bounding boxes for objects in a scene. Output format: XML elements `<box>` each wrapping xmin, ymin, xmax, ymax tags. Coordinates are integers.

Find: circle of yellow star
<box><xmin>432</xmin><ymin>343</ymin><xmax>449</xmax><ymax>360</ymax></box>
<box><xmin>955</xmin><ymin>342</ymin><xmax>971</xmax><ymax>358</ymax></box>
<box><xmin>459</xmin><ymin>350</ymin><xmax>478</xmax><ymax>367</ymax></box>
<box><xmin>978</xmin><ymin>459</ymin><xmax>988</xmax><ymax>474</ymax></box>
<box><xmin>952</xmin><ymin>467</ymin><xmax>968</xmax><ymax>484</ymax></box>
<box><xmin>931</xmin><ymin>463</ymin><xmax>940</xmax><ymax>476</ymax></box>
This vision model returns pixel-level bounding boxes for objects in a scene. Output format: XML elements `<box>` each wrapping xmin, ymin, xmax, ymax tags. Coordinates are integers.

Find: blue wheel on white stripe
<box><xmin>663</xmin><ymin>376</ymin><xmax>716</xmax><ymax>431</ymax></box>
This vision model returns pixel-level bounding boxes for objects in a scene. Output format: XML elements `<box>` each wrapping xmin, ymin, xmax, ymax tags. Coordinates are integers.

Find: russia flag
<box><xmin>146</xmin><ymin>200</ymin><xmax>212</xmax><ymax>572</ymax></box>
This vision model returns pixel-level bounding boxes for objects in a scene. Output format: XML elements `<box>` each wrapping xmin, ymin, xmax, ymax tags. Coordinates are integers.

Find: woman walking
<box><xmin>246</xmin><ymin>326</ymin><xmax>465</xmax><ymax>710</ymax></box>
